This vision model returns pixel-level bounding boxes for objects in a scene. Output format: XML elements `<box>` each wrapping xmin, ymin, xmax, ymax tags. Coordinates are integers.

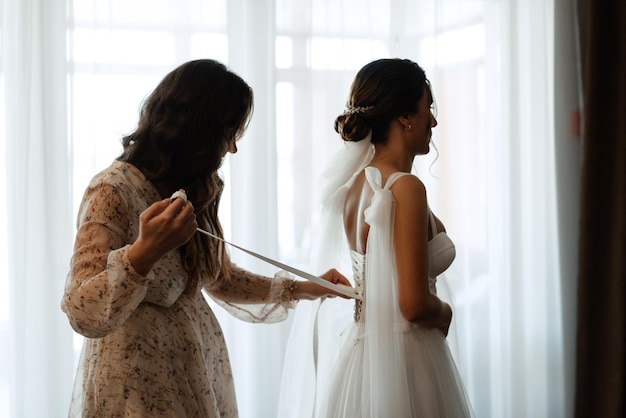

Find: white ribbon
<box><xmin>196</xmin><ymin>228</ymin><xmax>359</xmax><ymax>299</ymax></box>
<box><xmin>170</xmin><ymin>190</ymin><xmax>359</xmax><ymax>299</ymax></box>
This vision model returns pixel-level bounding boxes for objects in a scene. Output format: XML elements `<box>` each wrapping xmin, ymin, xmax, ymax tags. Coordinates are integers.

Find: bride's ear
<box><xmin>397</xmin><ymin>114</ymin><xmax>411</xmax><ymax>131</ymax></box>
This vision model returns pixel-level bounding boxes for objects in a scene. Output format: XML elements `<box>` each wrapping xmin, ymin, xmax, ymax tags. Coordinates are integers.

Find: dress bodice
<box><xmin>350</xmin><ymin>216</ymin><xmax>454</xmax><ymax>322</ymax></box>
<box><xmin>427</xmin><ymin>210</ymin><xmax>456</xmax><ymax>279</ymax></box>
<box><xmin>349</xmin><ymin>168</ymin><xmax>456</xmax><ymax>323</ymax></box>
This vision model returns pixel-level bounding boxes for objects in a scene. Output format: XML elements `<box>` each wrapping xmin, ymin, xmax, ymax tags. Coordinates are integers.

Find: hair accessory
<box><xmin>344</xmin><ymin>105</ymin><xmax>373</xmax><ymax>116</ymax></box>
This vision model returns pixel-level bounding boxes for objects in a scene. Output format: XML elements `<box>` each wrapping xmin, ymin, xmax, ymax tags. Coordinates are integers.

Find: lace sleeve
<box><xmin>204</xmin><ymin>263</ymin><xmax>297</xmax><ymax>323</ymax></box>
<box><xmin>61</xmin><ymin>182</ymin><xmax>154</xmax><ymax>338</ymax></box>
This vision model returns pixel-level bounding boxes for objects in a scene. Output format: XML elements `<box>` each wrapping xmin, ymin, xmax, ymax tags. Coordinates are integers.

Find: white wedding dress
<box><xmin>317</xmin><ymin>167</ymin><xmax>474</xmax><ymax>417</ymax></box>
<box><xmin>278</xmin><ymin>137</ymin><xmax>474</xmax><ymax>418</ymax></box>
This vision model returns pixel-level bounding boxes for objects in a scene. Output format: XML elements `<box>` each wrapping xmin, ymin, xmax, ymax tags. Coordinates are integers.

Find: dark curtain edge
<box><xmin>574</xmin><ymin>0</ymin><xmax>626</xmax><ymax>417</ymax></box>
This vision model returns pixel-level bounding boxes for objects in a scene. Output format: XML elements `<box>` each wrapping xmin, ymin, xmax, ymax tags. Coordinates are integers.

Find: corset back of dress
<box><xmin>350</xmin><ymin>208</ymin><xmax>456</xmax><ymax>322</ymax></box>
<box><xmin>351</xmin><ymin>251</ymin><xmax>366</xmax><ymax>322</ymax></box>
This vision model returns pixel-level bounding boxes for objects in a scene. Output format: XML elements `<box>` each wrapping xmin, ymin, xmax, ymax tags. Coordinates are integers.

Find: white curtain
<box><xmin>1</xmin><ymin>0</ymin><xmax>75</xmax><ymax>417</ymax></box>
<box><xmin>0</xmin><ymin>0</ymin><xmax>578</xmax><ymax>417</ymax></box>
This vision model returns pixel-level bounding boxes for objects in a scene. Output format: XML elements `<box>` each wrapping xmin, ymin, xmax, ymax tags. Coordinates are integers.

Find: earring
<box><xmin>405</xmin><ymin>124</ymin><xmax>412</xmax><ymax>131</ymax></box>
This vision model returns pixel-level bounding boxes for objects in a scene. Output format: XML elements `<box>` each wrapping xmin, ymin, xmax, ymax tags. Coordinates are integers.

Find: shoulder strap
<box><xmin>379</xmin><ymin>173</ymin><xmax>438</xmax><ymax>236</ymax></box>
<box><xmin>383</xmin><ymin>172</ymin><xmax>411</xmax><ymax>190</ymax></box>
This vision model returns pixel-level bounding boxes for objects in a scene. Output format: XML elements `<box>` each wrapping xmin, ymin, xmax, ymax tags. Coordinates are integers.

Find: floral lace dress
<box><xmin>61</xmin><ymin>160</ymin><xmax>295</xmax><ymax>417</ymax></box>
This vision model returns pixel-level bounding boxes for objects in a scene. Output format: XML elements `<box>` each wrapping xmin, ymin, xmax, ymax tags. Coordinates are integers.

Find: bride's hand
<box><xmin>292</xmin><ymin>269</ymin><xmax>353</xmax><ymax>300</ymax></box>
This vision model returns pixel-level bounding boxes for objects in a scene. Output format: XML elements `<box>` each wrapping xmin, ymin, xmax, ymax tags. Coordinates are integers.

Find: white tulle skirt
<box><xmin>278</xmin><ymin>140</ymin><xmax>474</xmax><ymax>418</ymax></box>
<box><xmin>318</xmin><ymin>321</ymin><xmax>474</xmax><ymax>418</ymax></box>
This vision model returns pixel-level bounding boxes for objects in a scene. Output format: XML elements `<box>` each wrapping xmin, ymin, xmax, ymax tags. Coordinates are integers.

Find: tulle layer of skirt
<box><xmin>318</xmin><ymin>322</ymin><xmax>474</xmax><ymax>418</ymax></box>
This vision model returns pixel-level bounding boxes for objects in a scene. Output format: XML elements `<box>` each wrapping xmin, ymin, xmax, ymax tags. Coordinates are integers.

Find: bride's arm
<box><xmin>391</xmin><ymin>176</ymin><xmax>452</xmax><ymax>333</ymax></box>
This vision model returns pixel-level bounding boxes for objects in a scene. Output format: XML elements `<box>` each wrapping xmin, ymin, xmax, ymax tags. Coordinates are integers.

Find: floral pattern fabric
<box><xmin>61</xmin><ymin>160</ymin><xmax>295</xmax><ymax>417</ymax></box>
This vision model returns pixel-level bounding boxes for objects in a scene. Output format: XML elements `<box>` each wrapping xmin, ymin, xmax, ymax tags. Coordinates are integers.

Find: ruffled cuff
<box><xmin>271</xmin><ymin>270</ymin><xmax>299</xmax><ymax>307</ymax></box>
<box><xmin>115</xmin><ymin>244</ymin><xmax>155</xmax><ymax>286</ymax></box>
<box><xmin>207</xmin><ymin>270</ymin><xmax>298</xmax><ymax>324</ymax></box>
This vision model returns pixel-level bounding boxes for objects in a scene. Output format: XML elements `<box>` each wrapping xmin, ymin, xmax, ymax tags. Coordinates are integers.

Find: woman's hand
<box><xmin>293</xmin><ymin>268</ymin><xmax>353</xmax><ymax>300</ymax></box>
<box><xmin>128</xmin><ymin>192</ymin><xmax>197</xmax><ymax>276</ymax></box>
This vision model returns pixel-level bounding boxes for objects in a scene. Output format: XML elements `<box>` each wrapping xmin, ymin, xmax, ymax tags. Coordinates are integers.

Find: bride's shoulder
<box><xmin>389</xmin><ymin>173</ymin><xmax>427</xmax><ymax>204</ymax></box>
<box><xmin>389</xmin><ymin>171</ymin><xmax>423</xmax><ymax>188</ymax></box>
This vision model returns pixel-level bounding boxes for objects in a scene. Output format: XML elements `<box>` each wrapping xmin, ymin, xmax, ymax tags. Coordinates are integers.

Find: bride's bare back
<box><xmin>343</xmin><ymin>170</ymin><xmax>373</xmax><ymax>254</ymax></box>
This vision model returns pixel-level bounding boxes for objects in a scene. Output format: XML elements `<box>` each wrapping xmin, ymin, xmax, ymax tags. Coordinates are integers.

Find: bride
<box><xmin>279</xmin><ymin>58</ymin><xmax>475</xmax><ymax>417</ymax></box>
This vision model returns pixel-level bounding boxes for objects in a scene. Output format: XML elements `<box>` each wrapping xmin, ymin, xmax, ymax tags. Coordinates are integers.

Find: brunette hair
<box><xmin>118</xmin><ymin>59</ymin><xmax>254</xmax><ymax>291</ymax></box>
<box><xmin>334</xmin><ymin>58</ymin><xmax>428</xmax><ymax>144</ymax></box>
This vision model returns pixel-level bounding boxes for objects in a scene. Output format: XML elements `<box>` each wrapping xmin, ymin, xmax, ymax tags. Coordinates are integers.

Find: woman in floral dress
<box><xmin>61</xmin><ymin>59</ymin><xmax>348</xmax><ymax>417</ymax></box>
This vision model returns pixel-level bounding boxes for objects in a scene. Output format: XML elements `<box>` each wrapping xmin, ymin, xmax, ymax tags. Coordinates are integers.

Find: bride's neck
<box><xmin>370</xmin><ymin>145</ymin><xmax>414</xmax><ymax>172</ymax></box>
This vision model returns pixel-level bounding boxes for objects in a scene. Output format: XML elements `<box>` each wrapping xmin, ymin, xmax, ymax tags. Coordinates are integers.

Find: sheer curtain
<box><xmin>0</xmin><ymin>0</ymin><xmax>577</xmax><ymax>417</ymax></box>
<box><xmin>1</xmin><ymin>1</ymin><xmax>75</xmax><ymax>418</ymax></box>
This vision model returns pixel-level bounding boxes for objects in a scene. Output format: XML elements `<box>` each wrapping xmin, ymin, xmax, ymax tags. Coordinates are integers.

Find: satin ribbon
<box><xmin>170</xmin><ymin>190</ymin><xmax>356</xmax><ymax>299</ymax></box>
<box><xmin>196</xmin><ymin>228</ymin><xmax>359</xmax><ymax>300</ymax></box>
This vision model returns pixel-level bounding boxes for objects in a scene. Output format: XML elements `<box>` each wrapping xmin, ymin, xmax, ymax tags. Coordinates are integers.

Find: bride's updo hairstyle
<box><xmin>334</xmin><ymin>58</ymin><xmax>427</xmax><ymax>144</ymax></box>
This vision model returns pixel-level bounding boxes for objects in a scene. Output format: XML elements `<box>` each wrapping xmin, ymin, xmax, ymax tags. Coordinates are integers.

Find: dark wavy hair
<box><xmin>118</xmin><ymin>59</ymin><xmax>254</xmax><ymax>292</ymax></box>
<box><xmin>334</xmin><ymin>58</ymin><xmax>428</xmax><ymax>144</ymax></box>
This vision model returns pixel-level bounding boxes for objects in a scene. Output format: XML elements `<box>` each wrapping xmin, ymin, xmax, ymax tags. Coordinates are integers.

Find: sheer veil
<box><xmin>278</xmin><ymin>131</ymin><xmax>473</xmax><ymax>417</ymax></box>
<box><xmin>277</xmin><ymin>134</ymin><xmax>374</xmax><ymax>418</ymax></box>
<box><xmin>355</xmin><ymin>166</ymin><xmax>414</xmax><ymax>414</ymax></box>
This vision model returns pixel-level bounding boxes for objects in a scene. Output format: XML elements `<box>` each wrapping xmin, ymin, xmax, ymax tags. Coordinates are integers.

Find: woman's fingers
<box><xmin>320</xmin><ymin>268</ymin><xmax>351</xmax><ymax>286</ymax></box>
<box><xmin>317</xmin><ymin>269</ymin><xmax>353</xmax><ymax>299</ymax></box>
<box><xmin>140</xmin><ymin>198</ymin><xmax>171</xmax><ymax>221</ymax></box>
<box><xmin>138</xmin><ymin>195</ymin><xmax>197</xmax><ymax>252</ymax></box>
